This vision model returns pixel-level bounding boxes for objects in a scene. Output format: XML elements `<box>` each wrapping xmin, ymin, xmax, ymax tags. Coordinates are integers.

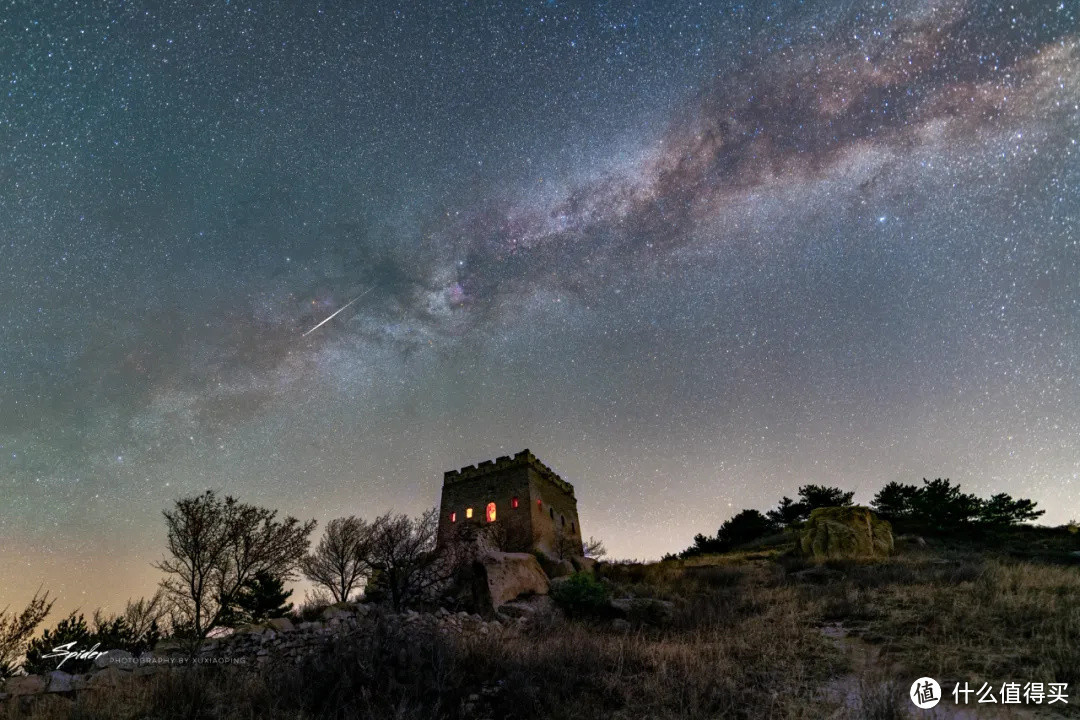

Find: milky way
<box><xmin>1</xmin><ymin>0</ymin><xmax>1077</xmax><ymax>614</ymax></box>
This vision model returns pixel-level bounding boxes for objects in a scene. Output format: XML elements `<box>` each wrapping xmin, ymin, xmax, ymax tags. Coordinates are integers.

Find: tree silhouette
<box><xmin>302</xmin><ymin>516</ymin><xmax>378</xmax><ymax>603</ymax></box>
<box><xmin>978</xmin><ymin>492</ymin><xmax>1045</xmax><ymax>526</ymax></box>
<box><xmin>365</xmin><ymin>508</ymin><xmax>455</xmax><ymax>611</ymax></box>
<box><xmin>218</xmin><ymin>570</ymin><xmax>294</xmax><ymax>626</ymax></box>
<box><xmin>681</xmin><ymin>509</ymin><xmax>777</xmax><ymax>557</ymax></box>
<box><xmin>155</xmin><ymin>490</ymin><xmax>315</xmax><ymax>639</ymax></box>
<box><xmin>870</xmin><ymin>481</ymin><xmax>920</xmax><ymax>521</ymax></box>
<box><xmin>766</xmin><ymin>496</ymin><xmax>805</xmax><ymax>527</ymax></box>
<box><xmin>0</xmin><ymin>589</ymin><xmax>53</xmax><ymax>678</ymax></box>
<box><xmin>797</xmin><ymin>485</ymin><xmax>855</xmax><ymax>512</ymax></box>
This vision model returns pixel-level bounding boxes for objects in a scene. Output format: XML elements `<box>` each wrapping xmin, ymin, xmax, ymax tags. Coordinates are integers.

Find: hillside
<box><xmin>3</xmin><ymin>526</ymin><xmax>1077</xmax><ymax>719</ymax></box>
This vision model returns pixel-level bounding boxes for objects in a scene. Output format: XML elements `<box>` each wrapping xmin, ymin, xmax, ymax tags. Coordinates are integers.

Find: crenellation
<box><xmin>437</xmin><ymin>449</ymin><xmax>583</xmax><ymax>557</ymax></box>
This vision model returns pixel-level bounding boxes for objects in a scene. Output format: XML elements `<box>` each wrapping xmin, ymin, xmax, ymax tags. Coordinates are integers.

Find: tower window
<box><xmin>561</xmin><ymin>515</ymin><xmax>566</xmax><ymax>527</ymax></box>
<box><xmin>537</xmin><ymin>499</ymin><xmax>543</xmax><ymax>509</ymax></box>
<box><xmin>571</xmin><ymin>522</ymin><xmax>575</xmax><ymax>533</ymax></box>
<box><xmin>549</xmin><ymin>507</ymin><xmax>554</xmax><ymax>520</ymax></box>
<box><xmin>450</xmin><ymin>512</ymin><xmax>456</xmax><ymax>523</ymax></box>
<box><xmin>466</xmin><ymin>507</ymin><xmax>473</xmax><ymax>519</ymax></box>
<box><xmin>486</xmin><ymin>502</ymin><xmax>497</xmax><ymax>523</ymax></box>
<box><xmin>512</xmin><ymin>496</ymin><xmax>519</xmax><ymax>509</ymax></box>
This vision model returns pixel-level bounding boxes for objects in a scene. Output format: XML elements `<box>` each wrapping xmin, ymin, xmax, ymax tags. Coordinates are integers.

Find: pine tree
<box><xmin>219</xmin><ymin>570</ymin><xmax>294</xmax><ymax>626</ymax></box>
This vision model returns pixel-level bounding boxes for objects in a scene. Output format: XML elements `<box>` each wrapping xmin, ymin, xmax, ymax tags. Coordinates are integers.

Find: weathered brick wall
<box><xmin>438</xmin><ymin>450</ymin><xmax>584</xmax><ymax>556</ymax></box>
<box><xmin>529</xmin><ymin>467</ymin><xmax>583</xmax><ymax>556</ymax></box>
<box><xmin>438</xmin><ymin>465</ymin><xmax>533</xmax><ymax>551</ymax></box>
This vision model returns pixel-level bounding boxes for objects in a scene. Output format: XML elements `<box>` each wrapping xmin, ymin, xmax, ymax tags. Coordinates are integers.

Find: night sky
<box><xmin>2</xmin><ymin>0</ymin><xmax>1077</xmax><ymax>615</ymax></box>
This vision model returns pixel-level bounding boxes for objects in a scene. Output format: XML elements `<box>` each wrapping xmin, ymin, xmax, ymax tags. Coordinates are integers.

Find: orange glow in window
<box><xmin>512</xmin><ymin>496</ymin><xmax>519</xmax><ymax>508</ymax></box>
<box><xmin>450</xmin><ymin>512</ymin><xmax>456</xmax><ymax>522</ymax></box>
<box><xmin>486</xmin><ymin>502</ymin><xmax>497</xmax><ymax>523</ymax></box>
<box><xmin>466</xmin><ymin>507</ymin><xmax>473</xmax><ymax>519</ymax></box>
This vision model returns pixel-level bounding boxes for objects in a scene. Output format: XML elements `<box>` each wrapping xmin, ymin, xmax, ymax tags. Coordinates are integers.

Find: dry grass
<box><xmin>5</xmin><ymin>539</ymin><xmax>1079</xmax><ymax>719</ymax></box>
<box><xmin>812</xmin><ymin>555</ymin><xmax>1080</xmax><ymax>686</ymax></box>
<box><xmin>1</xmin><ymin>563</ymin><xmax>843</xmax><ymax>720</ymax></box>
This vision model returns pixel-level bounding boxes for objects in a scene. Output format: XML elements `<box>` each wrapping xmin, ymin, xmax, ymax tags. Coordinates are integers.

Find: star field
<box><xmin>1</xmin><ymin>0</ymin><xmax>1078</xmax><ymax>614</ymax></box>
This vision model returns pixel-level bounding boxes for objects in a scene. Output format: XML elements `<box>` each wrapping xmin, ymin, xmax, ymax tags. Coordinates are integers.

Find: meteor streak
<box><xmin>301</xmin><ymin>286</ymin><xmax>373</xmax><ymax>337</ymax></box>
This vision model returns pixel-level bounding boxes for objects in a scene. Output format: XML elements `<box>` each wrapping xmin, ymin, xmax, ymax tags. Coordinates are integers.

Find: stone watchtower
<box><xmin>437</xmin><ymin>449</ymin><xmax>583</xmax><ymax>558</ymax></box>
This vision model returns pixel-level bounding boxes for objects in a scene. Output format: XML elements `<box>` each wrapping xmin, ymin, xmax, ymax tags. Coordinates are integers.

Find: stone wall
<box><xmin>438</xmin><ymin>449</ymin><xmax>583</xmax><ymax>556</ymax></box>
<box><xmin>529</xmin><ymin>465</ymin><xmax>583</xmax><ymax>557</ymax></box>
<box><xmin>0</xmin><ymin>602</ymin><xmax>523</xmax><ymax>704</ymax></box>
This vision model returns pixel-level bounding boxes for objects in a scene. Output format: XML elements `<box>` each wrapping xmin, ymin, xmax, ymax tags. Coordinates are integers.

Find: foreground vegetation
<box><xmin>3</xmin><ymin>525</ymin><xmax>1078</xmax><ymax>720</ymax></box>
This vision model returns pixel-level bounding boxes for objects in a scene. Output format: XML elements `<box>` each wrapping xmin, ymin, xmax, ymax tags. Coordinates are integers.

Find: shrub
<box><xmin>551</xmin><ymin>572</ymin><xmax>610</xmax><ymax>618</ymax></box>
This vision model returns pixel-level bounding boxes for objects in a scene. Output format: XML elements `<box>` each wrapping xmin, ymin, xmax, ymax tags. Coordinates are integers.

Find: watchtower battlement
<box><xmin>442</xmin><ymin>448</ymin><xmax>576</xmax><ymax>498</ymax></box>
<box><xmin>437</xmin><ymin>449</ymin><xmax>583</xmax><ymax>557</ymax></box>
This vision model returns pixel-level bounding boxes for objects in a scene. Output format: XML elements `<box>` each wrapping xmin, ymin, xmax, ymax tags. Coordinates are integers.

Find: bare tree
<box><xmin>88</xmin><ymin>589</ymin><xmax>168</xmax><ymax>645</ymax></box>
<box><xmin>154</xmin><ymin>490</ymin><xmax>315</xmax><ymax>639</ymax></box>
<box><xmin>0</xmin><ymin>589</ymin><xmax>53</xmax><ymax>678</ymax></box>
<box><xmin>582</xmin><ymin>536</ymin><xmax>607</xmax><ymax>560</ymax></box>
<box><xmin>552</xmin><ymin>526</ymin><xmax>583</xmax><ymax>561</ymax></box>
<box><xmin>367</xmin><ymin>508</ymin><xmax>454</xmax><ymax>611</ymax></box>
<box><xmin>121</xmin><ymin>590</ymin><xmax>168</xmax><ymax>642</ymax></box>
<box><xmin>301</xmin><ymin>516</ymin><xmax>377</xmax><ymax>603</ymax></box>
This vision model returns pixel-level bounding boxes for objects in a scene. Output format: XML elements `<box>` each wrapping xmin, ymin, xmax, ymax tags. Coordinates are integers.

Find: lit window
<box><xmin>450</xmin><ymin>512</ymin><xmax>456</xmax><ymax>523</ymax></box>
<box><xmin>537</xmin><ymin>499</ymin><xmax>543</xmax><ymax>509</ymax></box>
<box><xmin>512</xmin><ymin>496</ymin><xmax>519</xmax><ymax>509</ymax></box>
<box><xmin>466</xmin><ymin>507</ymin><xmax>473</xmax><ymax>519</ymax></box>
<box><xmin>486</xmin><ymin>502</ymin><xmax>496</xmax><ymax>523</ymax></box>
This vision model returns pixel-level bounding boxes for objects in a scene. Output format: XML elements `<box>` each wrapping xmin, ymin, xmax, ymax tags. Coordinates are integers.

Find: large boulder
<box><xmin>798</xmin><ymin>506</ymin><xmax>893</xmax><ymax>559</ymax></box>
<box><xmin>477</xmin><ymin>551</ymin><xmax>550</xmax><ymax>609</ymax></box>
<box><xmin>45</xmin><ymin>671</ymin><xmax>74</xmax><ymax>693</ymax></box>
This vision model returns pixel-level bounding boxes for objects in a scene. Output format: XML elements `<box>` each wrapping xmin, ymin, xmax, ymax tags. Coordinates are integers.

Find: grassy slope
<box><xmin>4</xmin><ymin>528</ymin><xmax>1078</xmax><ymax>719</ymax></box>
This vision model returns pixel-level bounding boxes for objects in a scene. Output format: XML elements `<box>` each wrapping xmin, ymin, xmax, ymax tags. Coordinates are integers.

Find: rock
<box><xmin>534</xmin><ymin>553</ymin><xmax>575</xmax><ymax>579</ymax></box>
<box><xmin>474</xmin><ymin>550</ymin><xmax>551</xmax><ymax>610</ymax></box>
<box><xmin>798</xmin><ymin>506</ymin><xmax>893</xmax><ymax>560</ymax></box>
<box><xmin>267</xmin><ymin>616</ymin><xmax>294</xmax><ymax>632</ymax></box>
<box><xmin>5</xmin><ymin>674</ymin><xmax>46</xmax><ymax>696</ymax></box>
<box><xmin>93</xmin><ymin>649</ymin><xmax>134</xmax><ymax>671</ymax></box>
<box><xmin>88</xmin><ymin>667</ymin><xmax>126</xmax><ymax>689</ymax></box>
<box><xmin>45</xmin><ymin>671</ymin><xmax>74</xmax><ymax>693</ymax></box>
<box><xmin>609</xmin><ymin>598</ymin><xmax>675</xmax><ymax>624</ymax></box>
<box><xmin>206</xmin><ymin>626</ymin><xmax>234</xmax><ymax>639</ymax></box>
<box><xmin>322</xmin><ymin>605</ymin><xmax>352</xmax><ymax>621</ymax></box>
<box><xmin>610</xmin><ymin>618</ymin><xmax>631</xmax><ymax>632</ymax></box>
